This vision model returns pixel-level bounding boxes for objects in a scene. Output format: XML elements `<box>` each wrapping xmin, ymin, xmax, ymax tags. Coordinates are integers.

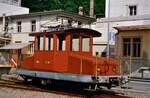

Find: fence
<box><xmin>118</xmin><ymin>57</ymin><xmax>150</xmax><ymax>78</ymax></box>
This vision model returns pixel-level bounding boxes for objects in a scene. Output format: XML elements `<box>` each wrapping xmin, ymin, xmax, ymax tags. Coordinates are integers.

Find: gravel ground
<box><xmin>0</xmin><ymin>87</ymin><xmax>82</xmax><ymax>98</ymax></box>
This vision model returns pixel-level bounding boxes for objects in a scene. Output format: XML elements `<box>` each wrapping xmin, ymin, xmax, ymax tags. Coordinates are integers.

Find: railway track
<box><xmin>0</xmin><ymin>79</ymin><xmax>131</xmax><ymax>98</ymax></box>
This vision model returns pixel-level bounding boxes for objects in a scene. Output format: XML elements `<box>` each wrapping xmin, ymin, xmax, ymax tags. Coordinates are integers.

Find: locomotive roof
<box><xmin>29</xmin><ymin>28</ymin><xmax>101</xmax><ymax>37</ymax></box>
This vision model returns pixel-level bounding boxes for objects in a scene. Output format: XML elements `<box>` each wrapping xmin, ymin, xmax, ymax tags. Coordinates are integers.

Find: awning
<box><xmin>0</xmin><ymin>43</ymin><xmax>31</xmax><ymax>50</ymax></box>
<box><xmin>114</xmin><ymin>25</ymin><xmax>150</xmax><ymax>31</ymax></box>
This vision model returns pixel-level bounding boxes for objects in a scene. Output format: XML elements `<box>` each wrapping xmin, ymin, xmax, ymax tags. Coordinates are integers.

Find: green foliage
<box><xmin>22</xmin><ymin>0</ymin><xmax>105</xmax><ymax>17</ymax></box>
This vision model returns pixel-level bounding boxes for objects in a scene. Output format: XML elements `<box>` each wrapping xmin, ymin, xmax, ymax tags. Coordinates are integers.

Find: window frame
<box><xmin>123</xmin><ymin>38</ymin><xmax>131</xmax><ymax>57</ymax></box>
<box><xmin>122</xmin><ymin>37</ymin><xmax>141</xmax><ymax>58</ymax></box>
<box><xmin>31</xmin><ymin>20</ymin><xmax>36</xmax><ymax>32</ymax></box>
<box><xmin>128</xmin><ymin>5</ymin><xmax>137</xmax><ymax>16</ymax></box>
<box><xmin>17</xmin><ymin>21</ymin><xmax>22</xmax><ymax>32</ymax></box>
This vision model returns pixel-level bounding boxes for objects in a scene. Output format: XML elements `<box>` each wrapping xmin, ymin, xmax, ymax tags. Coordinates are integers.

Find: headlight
<box><xmin>112</xmin><ymin>66</ymin><xmax>119</xmax><ymax>73</ymax></box>
<box><xmin>97</xmin><ymin>68</ymin><xmax>101</xmax><ymax>72</ymax></box>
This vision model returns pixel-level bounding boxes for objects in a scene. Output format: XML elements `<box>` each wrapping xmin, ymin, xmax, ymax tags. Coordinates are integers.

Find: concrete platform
<box><xmin>112</xmin><ymin>81</ymin><xmax>150</xmax><ymax>98</ymax></box>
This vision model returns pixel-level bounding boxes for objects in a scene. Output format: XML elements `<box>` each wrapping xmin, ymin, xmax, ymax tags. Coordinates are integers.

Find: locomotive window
<box><xmin>58</xmin><ymin>35</ymin><xmax>66</xmax><ymax>51</ymax></box>
<box><xmin>50</xmin><ymin>38</ymin><xmax>53</xmax><ymax>50</ymax></box>
<box><xmin>35</xmin><ymin>36</ymin><xmax>44</xmax><ymax>51</ymax></box>
<box><xmin>82</xmin><ymin>38</ymin><xmax>90</xmax><ymax>52</ymax></box>
<box><xmin>40</xmin><ymin>37</ymin><xmax>44</xmax><ymax>51</ymax></box>
<box><xmin>45</xmin><ymin>37</ymin><xmax>53</xmax><ymax>51</ymax></box>
<box><xmin>36</xmin><ymin>36</ymin><xmax>40</xmax><ymax>51</ymax></box>
<box><xmin>72</xmin><ymin>34</ymin><xmax>79</xmax><ymax>51</ymax></box>
<box><xmin>45</xmin><ymin>37</ymin><xmax>49</xmax><ymax>51</ymax></box>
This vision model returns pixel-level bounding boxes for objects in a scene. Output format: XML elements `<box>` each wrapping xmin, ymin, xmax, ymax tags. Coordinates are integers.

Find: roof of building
<box><xmin>99</xmin><ymin>14</ymin><xmax>150</xmax><ymax>23</ymax></box>
<box><xmin>114</xmin><ymin>25</ymin><xmax>150</xmax><ymax>31</ymax></box>
<box><xmin>0</xmin><ymin>43</ymin><xmax>31</xmax><ymax>50</ymax></box>
<box><xmin>2</xmin><ymin>10</ymin><xmax>96</xmax><ymax>24</ymax></box>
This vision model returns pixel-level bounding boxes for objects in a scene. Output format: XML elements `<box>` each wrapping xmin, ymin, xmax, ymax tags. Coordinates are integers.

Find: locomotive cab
<box><xmin>17</xmin><ymin>28</ymin><xmax>121</xmax><ymax>90</ymax></box>
<box><xmin>33</xmin><ymin>28</ymin><xmax>96</xmax><ymax>56</ymax></box>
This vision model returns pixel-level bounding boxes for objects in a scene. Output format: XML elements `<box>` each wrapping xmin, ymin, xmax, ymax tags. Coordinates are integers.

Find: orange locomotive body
<box><xmin>17</xmin><ymin>28</ymin><xmax>120</xmax><ymax>89</ymax></box>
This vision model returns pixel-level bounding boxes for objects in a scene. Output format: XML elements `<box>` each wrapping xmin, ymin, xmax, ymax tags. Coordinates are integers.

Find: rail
<box><xmin>0</xmin><ymin>79</ymin><xmax>131</xmax><ymax>98</ymax></box>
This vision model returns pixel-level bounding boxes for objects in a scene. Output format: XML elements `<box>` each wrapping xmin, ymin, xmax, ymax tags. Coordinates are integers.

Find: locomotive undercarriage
<box><xmin>17</xmin><ymin>69</ymin><xmax>120</xmax><ymax>90</ymax></box>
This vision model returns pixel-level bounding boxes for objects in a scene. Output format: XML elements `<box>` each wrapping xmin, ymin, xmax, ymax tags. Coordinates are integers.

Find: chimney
<box><xmin>18</xmin><ymin>0</ymin><xmax>21</xmax><ymax>6</ymax></box>
<box><xmin>78</xmin><ymin>6</ymin><xmax>85</xmax><ymax>16</ymax></box>
<box><xmin>90</xmin><ymin>0</ymin><xmax>94</xmax><ymax>17</ymax></box>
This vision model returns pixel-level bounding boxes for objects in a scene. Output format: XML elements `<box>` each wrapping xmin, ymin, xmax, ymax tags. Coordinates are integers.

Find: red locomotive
<box><xmin>17</xmin><ymin>28</ymin><xmax>120</xmax><ymax>90</ymax></box>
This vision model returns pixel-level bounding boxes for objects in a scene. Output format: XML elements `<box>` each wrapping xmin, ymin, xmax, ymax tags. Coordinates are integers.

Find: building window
<box><xmin>31</xmin><ymin>20</ymin><xmax>36</xmax><ymax>32</ymax></box>
<box><xmin>129</xmin><ymin>5</ymin><xmax>137</xmax><ymax>16</ymax></box>
<box><xmin>133</xmin><ymin>38</ymin><xmax>141</xmax><ymax>57</ymax></box>
<box><xmin>5</xmin><ymin>22</ymin><xmax>9</xmax><ymax>32</ymax></box>
<box><xmin>123</xmin><ymin>38</ymin><xmax>141</xmax><ymax>57</ymax></box>
<box><xmin>123</xmin><ymin>38</ymin><xmax>131</xmax><ymax>57</ymax></box>
<box><xmin>17</xmin><ymin>21</ymin><xmax>21</xmax><ymax>32</ymax></box>
<box><xmin>15</xmin><ymin>41</ymin><xmax>22</xmax><ymax>43</ymax></box>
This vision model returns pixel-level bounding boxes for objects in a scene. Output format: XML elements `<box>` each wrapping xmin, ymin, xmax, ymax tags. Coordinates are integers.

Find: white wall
<box><xmin>106</xmin><ymin>0</ymin><xmax>150</xmax><ymax>18</ymax></box>
<box><xmin>91</xmin><ymin>0</ymin><xmax>150</xmax><ymax>54</ymax></box>
<box><xmin>0</xmin><ymin>0</ymin><xmax>21</xmax><ymax>6</ymax></box>
<box><xmin>104</xmin><ymin>0</ymin><xmax>150</xmax><ymax>44</ymax></box>
<box><xmin>0</xmin><ymin>3</ymin><xmax>29</xmax><ymax>16</ymax></box>
<box><xmin>1</xmin><ymin>15</ymin><xmax>73</xmax><ymax>43</ymax></box>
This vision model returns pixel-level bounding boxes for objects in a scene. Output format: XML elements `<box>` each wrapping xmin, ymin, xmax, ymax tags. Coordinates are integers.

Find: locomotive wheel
<box><xmin>41</xmin><ymin>79</ymin><xmax>52</xmax><ymax>86</ymax></box>
<box><xmin>107</xmin><ymin>83</ymin><xmax>112</xmax><ymax>89</ymax></box>
<box><xmin>24</xmin><ymin>77</ymin><xmax>28</xmax><ymax>82</ymax></box>
<box><xmin>21</xmin><ymin>75</ymin><xmax>28</xmax><ymax>82</ymax></box>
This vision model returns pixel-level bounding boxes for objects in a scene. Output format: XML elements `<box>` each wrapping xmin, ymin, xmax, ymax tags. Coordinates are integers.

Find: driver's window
<box><xmin>71</xmin><ymin>34</ymin><xmax>79</xmax><ymax>51</ymax></box>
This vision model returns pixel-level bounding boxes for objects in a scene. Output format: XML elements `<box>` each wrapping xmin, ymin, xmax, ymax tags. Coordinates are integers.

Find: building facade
<box><xmin>105</xmin><ymin>0</ymin><xmax>150</xmax><ymax>18</ymax></box>
<box><xmin>94</xmin><ymin>0</ymin><xmax>150</xmax><ymax>57</ymax></box>
<box><xmin>115</xmin><ymin>25</ymin><xmax>150</xmax><ymax>76</ymax></box>
<box><xmin>0</xmin><ymin>0</ymin><xmax>22</xmax><ymax>6</ymax></box>
<box><xmin>0</xmin><ymin>10</ymin><xmax>94</xmax><ymax>41</ymax></box>
<box><xmin>0</xmin><ymin>0</ymin><xmax>29</xmax><ymax>16</ymax></box>
<box><xmin>0</xmin><ymin>10</ymin><xmax>96</xmax><ymax>53</ymax></box>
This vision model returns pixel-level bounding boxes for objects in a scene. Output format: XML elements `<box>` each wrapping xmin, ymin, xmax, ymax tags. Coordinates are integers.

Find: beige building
<box><xmin>115</xmin><ymin>25</ymin><xmax>150</xmax><ymax>74</ymax></box>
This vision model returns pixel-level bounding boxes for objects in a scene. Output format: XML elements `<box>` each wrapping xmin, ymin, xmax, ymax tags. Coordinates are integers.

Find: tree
<box><xmin>22</xmin><ymin>0</ymin><xmax>105</xmax><ymax>17</ymax></box>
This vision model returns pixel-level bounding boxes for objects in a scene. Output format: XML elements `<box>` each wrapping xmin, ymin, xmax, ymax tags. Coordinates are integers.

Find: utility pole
<box><xmin>90</xmin><ymin>0</ymin><xmax>94</xmax><ymax>17</ymax></box>
<box><xmin>107</xmin><ymin>0</ymin><xmax>110</xmax><ymax>59</ymax></box>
